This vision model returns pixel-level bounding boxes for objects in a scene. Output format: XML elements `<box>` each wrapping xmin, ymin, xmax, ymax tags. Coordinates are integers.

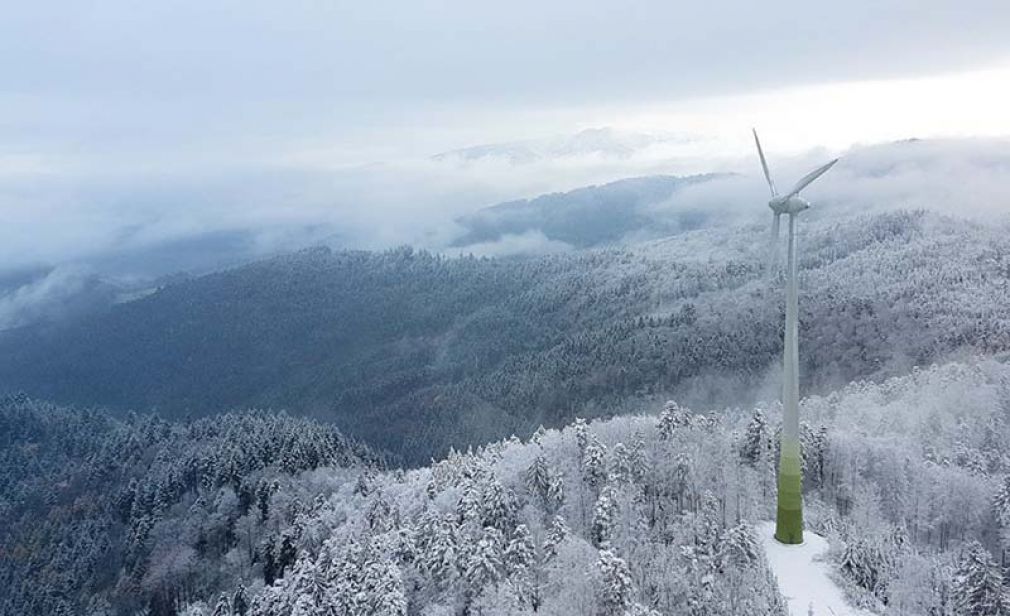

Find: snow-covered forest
<box><xmin>0</xmin><ymin>398</ymin><xmax>378</xmax><ymax>615</ymax></box>
<box><xmin>5</xmin><ymin>358</ymin><xmax>1010</xmax><ymax>614</ymax></box>
<box><xmin>6</xmin><ymin>0</ymin><xmax>1010</xmax><ymax>613</ymax></box>
<box><xmin>3</xmin><ymin>210</ymin><xmax>1009</xmax><ymax>465</ymax></box>
<box><xmin>177</xmin><ymin>358</ymin><xmax>1010</xmax><ymax>615</ymax></box>
<box><xmin>4</xmin><ymin>206</ymin><xmax>1010</xmax><ymax>614</ymax></box>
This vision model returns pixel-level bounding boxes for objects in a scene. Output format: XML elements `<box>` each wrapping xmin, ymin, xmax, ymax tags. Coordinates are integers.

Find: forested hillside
<box><xmin>170</xmin><ymin>357</ymin><xmax>1010</xmax><ymax>616</ymax></box>
<box><xmin>1</xmin><ymin>210</ymin><xmax>1009</xmax><ymax>463</ymax></box>
<box><xmin>452</xmin><ymin>174</ymin><xmax>722</xmax><ymax>249</ymax></box>
<box><xmin>0</xmin><ymin>396</ymin><xmax>377</xmax><ymax>616</ymax></box>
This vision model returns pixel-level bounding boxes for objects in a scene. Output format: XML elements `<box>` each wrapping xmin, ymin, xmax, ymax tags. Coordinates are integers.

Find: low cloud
<box><xmin>0</xmin><ymin>266</ymin><xmax>115</xmax><ymax>331</ymax></box>
<box><xmin>448</xmin><ymin>230</ymin><xmax>575</xmax><ymax>258</ymax></box>
<box><xmin>817</xmin><ymin>138</ymin><xmax>1010</xmax><ymax>219</ymax></box>
<box><xmin>2</xmin><ymin>134</ymin><xmax>1010</xmax><ymax>294</ymax></box>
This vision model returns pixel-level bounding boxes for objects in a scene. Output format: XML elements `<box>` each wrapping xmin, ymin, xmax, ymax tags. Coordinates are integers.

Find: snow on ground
<box><xmin>758</xmin><ymin>522</ymin><xmax>873</xmax><ymax>616</ymax></box>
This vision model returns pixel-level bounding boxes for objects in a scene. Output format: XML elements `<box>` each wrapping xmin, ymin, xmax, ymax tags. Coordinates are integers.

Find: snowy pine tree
<box><xmin>694</xmin><ymin>491</ymin><xmax>723</xmax><ymax>565</ymax></box>
<box><xmin>457</xmin><ymin>480</ymin><xmax>483</xmax><ymax>527</ymax></box>
<box><xmin>574</xmin><ymin>417</ymin><xmax>589</xmax><ymax>460</ymax></box>
<box><xmin>597</xmin><ymin>549</ymin><xmax>635</xmax><ymax>616</ymax></box>
<box><xmin>658</xmin><ymin>401</ymin><xmax>690</xmax><ymax>440</ymax></box>
<box><xmin>719</xmin><ymin>522</ymin><xmax>760</xmax><ymax>569</ymax></box>
<box><xmin>993</xmin><ymin>474</ymin><xmax>1010</xmax><ymax>528</ymax></box>
<box><xmin>481</xmin><ymin>476</ymin><xmax>518</xmax><ymax>534</ymax></box>
<box><xmin>465</xmin><ymin>527</ymin><xmax>504</xmax><ymax>597</ymax></box>
<box><xmin>546</xmin><ymin>473</ymin><xmax>565</xmax><ymax>514</ymax></box>
<box><xmin>422</xmin><ymin>513</ymin><xmax>461</xmax><ymax>589</ymax></box>
<box><xmin>543</xmin><ymin>515</ymin><xmax>570</xmax><ymax>562</ymax></box>
<box><xmin>530</xmin><ymin>425</ymin><xmax>547</xmax><ymax>446</ymax></box>
<box><xmin>211</xmin><ymin>594</ymin><xmax>230</xmax><ymax>616</ymax></box>
<box><xmin>361</xmin><ymin>560</ymin><xmax>408</xmax><ymax>616</ymax></box>
<box><xmin>505</xmin><ymin>524</ymin><xmax>536</xmax><ymax>577</ymax></box>
<box><xmin>526</xmin><ymin>455</ymin><xmax>552</xmax><ymax>503</ymax></box>
<box><xmin>954</xmin><ymin>541</ymin><xmax>1008</xmax><ymax>616</ymax></box>
<box><xmin>504</xmin><ymin>524</ymin><xmax>537</xmax><ymax>608</ymax></box>
<box><xmin>232</xmin><ymin>584</ymin><xmax>248</xmax><ymax>616</ymax></box>
<box><xmin>629</xmin><ymin>431</ymin><xmax>650</xmax><ymax>484</ymax></box>
<box><xmin>592</xmin><ymin>485</ymin><xmax>620</xmax><ymax>548</ymax></box>
<box><xmin>740</xmin><ymin>408</ymin><xmax>769</xmax><ymax>466</ymax></box>
<box><xmin>610</xmin><ymin>443</ymin><xmax>633</xmax><ymax>485</ymax></box>
<box><xmin>583</xmin><ymin>435</ymin><xmax>609</xmax><ymax>494</ymax></box>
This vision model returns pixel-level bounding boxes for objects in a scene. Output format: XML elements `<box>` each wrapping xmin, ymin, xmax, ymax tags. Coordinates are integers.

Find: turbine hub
<box><xmin>769</xmin><ymin>196</ymin><xmax>810</xmax><ymax>214</ymax></box>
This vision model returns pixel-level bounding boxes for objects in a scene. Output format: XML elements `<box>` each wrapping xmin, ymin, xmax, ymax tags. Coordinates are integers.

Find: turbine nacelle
<box><xmin>769</xmin><ymin>195</ymin><xmax>810</xmax><ymax>215</ymax></box>
<box><xmin>752</xmin><ymin>128</ymin><xmax>838</xmax><ymax>276</ymax></box>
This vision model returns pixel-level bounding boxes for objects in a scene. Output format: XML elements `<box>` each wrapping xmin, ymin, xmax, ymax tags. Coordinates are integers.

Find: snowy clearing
<box><xmin>759</xmin><ymin>522</ymin><xmax>872</xmax><ymax>616</ymax></box>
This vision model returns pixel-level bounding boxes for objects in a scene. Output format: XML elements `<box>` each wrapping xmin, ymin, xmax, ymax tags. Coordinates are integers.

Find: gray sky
<box><xmin>3</xmin><ymin>0</ymin><xmax>1010</xmax><ymax>274</ymax></box>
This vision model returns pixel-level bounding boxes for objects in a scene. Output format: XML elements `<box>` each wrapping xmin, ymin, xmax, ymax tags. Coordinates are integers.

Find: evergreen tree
<box><xmin>954</xmin><ymin>542</ymin><xmax>1008</xmax><ymax>616</ymax></box>
<box><xmin>366</xmin><ymin>494</ymin><xmax>396</xmax><ymax>533</ymax></box>
<box><xmin>658</xmin><ymin>401</ymin><xmax>690</xmax><ymax>440</ymax></box>
<box><xmin>425</xmin><ymin>513</ymin><xmax>461</xmax><ymax>588</ymax></box>
<box><xmin>839</xmin><ymin>532</ymin><xmax>902</xmax><ymax>602</ymax></box>
<box><xmin>543</xmin><ymin>515</ymin><xmax>570</xmax><ymax>562</ymax></box>
<box><xmin>583</xmin><ymin>435</ymin><xmax>609</xmax><ymax>494</ymax></box>
<box><xmin>719</xmin><ymin>522</ymin><xmax>760</xmax><ymax>569</ymax></box>
<box><xmin>465</xmin><ymin>527</ymin><xmax>504</xmax><ymax>595</ymax></box>
<box><xmin>505</xmin><ymin>524</ymin><xmax>537</xmax><ymax>608</ymax></box>
<box><xmin>694</xmin><ymin>491</ymin><xmax>723</xmax><ymax>564</ymax></box>
<box><xmin>740</xmin><ymin>409</ymin><xmax>769</xmax><ymax>467</ymax></box>
<box><xmin>610</xmin><ymin>443</ymin><xmax>633</xmax><ymax>485</ymax></box>
<box><xmin>629</xmin><ymin>431</ymin><xmax>650</xmax><ymax>484</ymax></box>
<box><xmin>481</xmin><ymin>476</ymin><xmax>518</xmax><ymax>534</ymax></box>
<box><xmin>275</xmin><ymin>532</ymin><xmax>298</xmax><ymax>580</ymax></box>
<box><xmin>362</xmin><ymin>560</ymin><xmax>408</xmax><ymax>616</ymax></box>
<box><xmin>526</xmin><ymin>455</ymin><xmax>552</xmax><ymax>502</ymax></box>
<box><xmin>232</xmin><ymin>584</ymin><xmax>249</xmax><ymax>616</ymax></box>
<box><xmin>505</xmin><ymin>524</ymin><xmax>536</xmax><ymax>577</ymax></box>
<box><xmin>211</xmin><ymin>595</ymin><xmax>230</xmax><ymax>616</ymax></box>
<box><xmin>547</xmin><ymin>473</ymin><xmax>565</xmax><ymax>514</ymax></box>
<box><xmin>574</xmin><ymin>417</ymin><xmax>589</xmax><ymax>461</ymax></box>
<box><xmin>993</xmin><ymin>474</ymin><xmax>1010</xmax><ymax>528</ymax></box>
<box><xmin>353</xmin><ymin>469</ymin><xmax>376</xmax><ymax>497</ymax></box>
<box><xmin>457</xmin><ymin>479</ymin><xmax>483</xmax><ymax>527</ymax></box>
<box><xmin>597</xmin><ymin>549</ymin><xmax>635</xmax><ymax>616</ymax></box>
<box><xmin>530</xmin><ymin>425</ymin><xmax>547</xmax><ymax>446</ymax></box>
<box><xmin>592</xmin><ymin>485</ymin><xmax>620</xmax><ymax>548</ymax></box>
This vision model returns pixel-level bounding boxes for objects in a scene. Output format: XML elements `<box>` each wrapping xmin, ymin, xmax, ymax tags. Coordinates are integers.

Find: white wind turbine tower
<box><xmin>753</xmin><ymin>129</ymin><xmax>838</xmax><ymax>545</ymax></box>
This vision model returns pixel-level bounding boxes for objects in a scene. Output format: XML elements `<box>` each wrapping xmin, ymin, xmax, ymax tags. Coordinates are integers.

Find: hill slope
<box><xmin>0</xmin><ymin>396</ymin><xmax>377</xmax><ymax>616</ymax></box>
<box><xmin>175</xmin><ymin>358</ymin><xmax>1010</xmax><ymax>616</ymax></box>
<box><xmin>1</xmin><ymin>211</ymin><xmax>1009</xmax><ymax>463</ymax></box>
<box><xmin>452</xmin><ymin>174</ymin><xmax>724</xmax><ymax>250</ymax></box>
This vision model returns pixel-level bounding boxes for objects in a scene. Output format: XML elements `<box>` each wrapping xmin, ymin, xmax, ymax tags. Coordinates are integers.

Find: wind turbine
<box><xmin>752</xmin><ymin>129</ymin><xmax>838</xmax><ymax>545</ymax></box>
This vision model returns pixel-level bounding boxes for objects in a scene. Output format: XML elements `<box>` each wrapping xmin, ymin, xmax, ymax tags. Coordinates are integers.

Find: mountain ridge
<box><xmin>2</xmin><ymin>210</ymin><xmax>1008</xmax><ymax>464</ymax></box>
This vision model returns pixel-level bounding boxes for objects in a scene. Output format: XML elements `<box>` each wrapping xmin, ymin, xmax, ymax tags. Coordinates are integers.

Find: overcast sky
<box><xmin>3</xmin><ymin>0</ymin><xmax>1010</xmax><ymax>274</ymax></box>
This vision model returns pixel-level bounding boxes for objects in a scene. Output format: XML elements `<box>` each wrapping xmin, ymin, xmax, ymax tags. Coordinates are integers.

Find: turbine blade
<box><xmin>767</xmin><ymin>212</ymin><xmax>781</xmax><ymax>278</ymax></box>
<box><xmin>752</xmin><ymin>129</ymin><xmax>777</xmax><ymax>196</ymax></box>
<box><xmin>785</xmin><ymin>158</ymin><xmax>839</xmax><ymax>199</ymax></box>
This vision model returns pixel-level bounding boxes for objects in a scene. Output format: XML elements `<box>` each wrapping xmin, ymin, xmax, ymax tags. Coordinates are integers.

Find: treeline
<box><xmin>0</xmin><ymin>396</ymin><xmax>377</xmax><ymax>616</ymax></box>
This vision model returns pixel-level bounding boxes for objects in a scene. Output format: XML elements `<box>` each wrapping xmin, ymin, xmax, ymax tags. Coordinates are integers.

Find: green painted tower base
<box><xmin>775</xmin><ymin>439</ymin><xmax>803</xmax><ymax>544</ymax></box>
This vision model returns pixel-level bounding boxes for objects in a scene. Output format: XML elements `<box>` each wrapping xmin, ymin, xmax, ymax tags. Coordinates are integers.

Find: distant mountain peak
<box><xmin>452</xmin><ymin>173</ymin><xmax>729</xmax><ymax>251</ymax></box>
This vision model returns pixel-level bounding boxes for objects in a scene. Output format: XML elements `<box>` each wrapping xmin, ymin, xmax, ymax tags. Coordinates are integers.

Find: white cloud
<box><xmin>0</xmin><ymin>266</ymin><xmax>105</xmax><ymax>330</ymax></box>
<box><xmin>447</xmin><ymin>231</ymin><xmax>575</xmax><ymax>258</ymax></box>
